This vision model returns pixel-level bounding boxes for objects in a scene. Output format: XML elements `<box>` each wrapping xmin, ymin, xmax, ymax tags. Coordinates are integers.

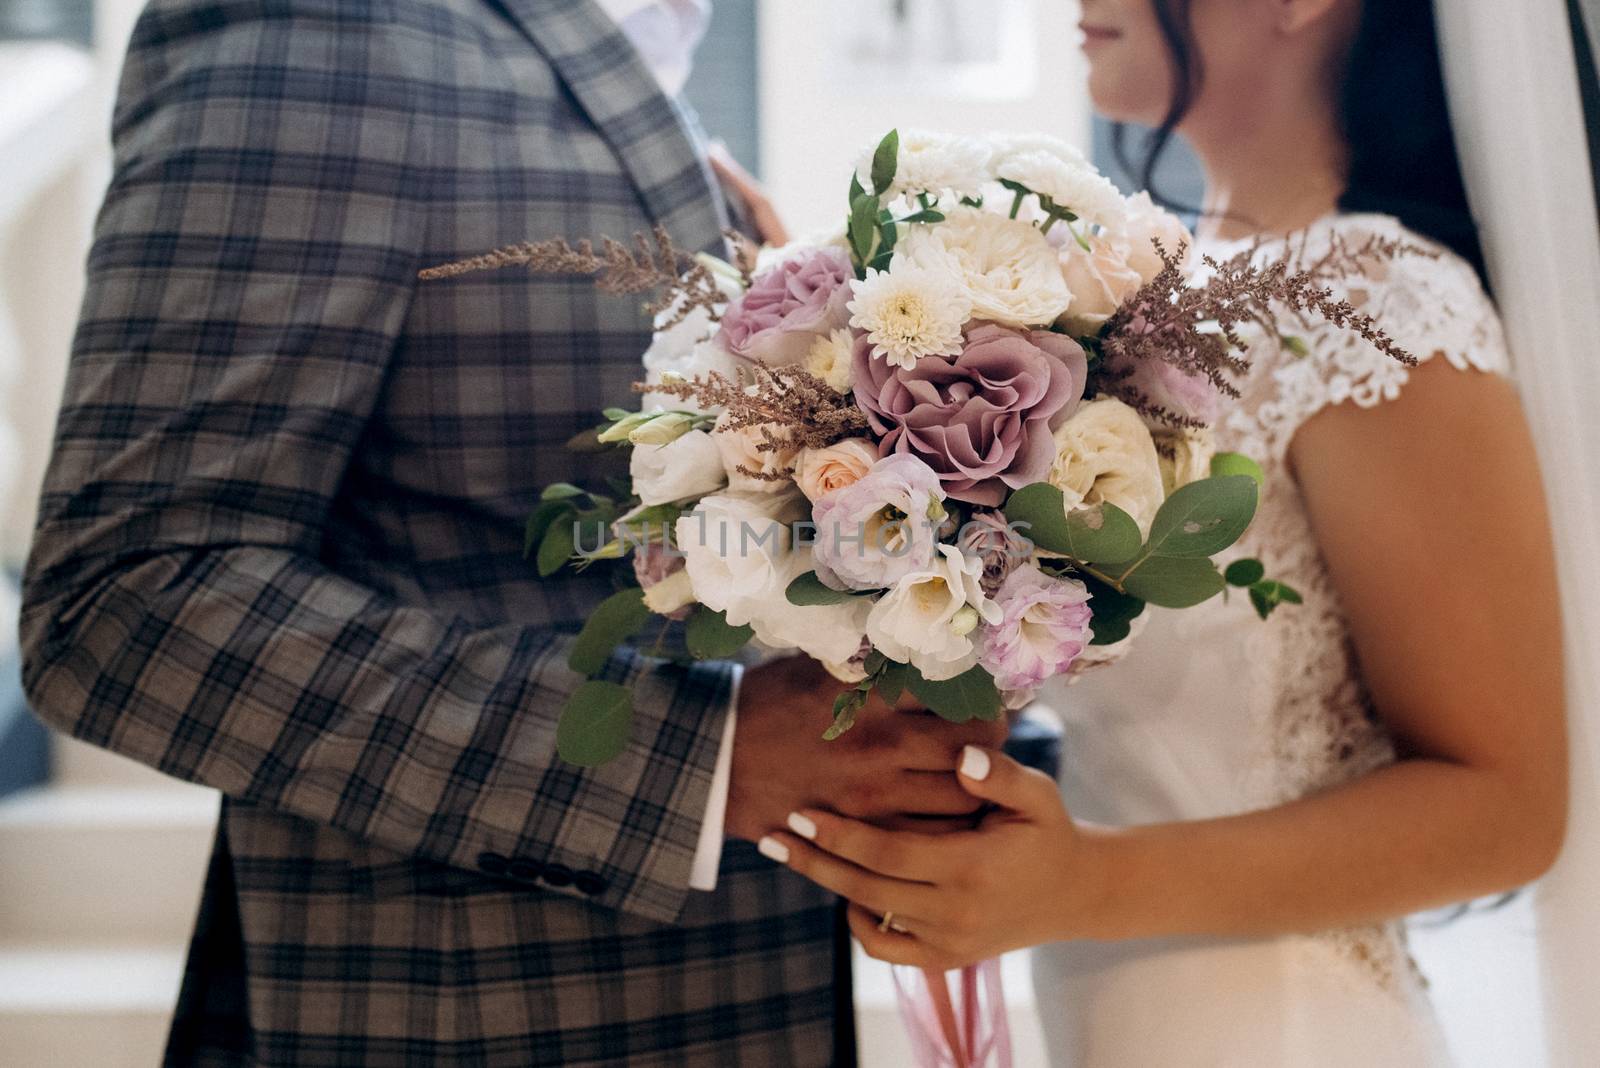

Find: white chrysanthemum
<box><xmin>989</xmin><ymin>132</ymin><xmax>1088</xmax><ymax>166</ymax></box>
<box><xmin>856</xmin><ymin>129</ymin><xmax>993</xmax><ymax>201</ymax></box>
<box><xmin>804</xmin><ymin>328</ymin><xmax>857</xmax><ymax>393</ymax></box>
<box><xmin>848</xmin><ymin>263</ymin><xmax>971</xmax><ymax>370</ymax></box>
<box><xmin>899</xmin><ymin>209</ymin><xmax>1073</xmax><ymax>329</ymax></box>
<box><xmin>995</xmin><ymin>150</ymin><xmax>1128</xmax><ymax>229</ymax></box>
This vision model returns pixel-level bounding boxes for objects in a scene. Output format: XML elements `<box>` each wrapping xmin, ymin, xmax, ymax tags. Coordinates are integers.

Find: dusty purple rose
<box><xmin>854</xmin><ymin>322</ymin><xmax>1088</xmax><ymax>506</ymax></box>
<box><xmin>718</xmin><ymin>246</ymin><xmax>854</xmax><ymax>367</ymax></box>
<box><xmin>976</xmin><ymin>565</ymin><xmax>1093</xmax><ymax>692</ymax></box>
<box><xmin>957</xmin><ymin>510</ymin><xmax>1032</xmax><ymax>596</ymax></box>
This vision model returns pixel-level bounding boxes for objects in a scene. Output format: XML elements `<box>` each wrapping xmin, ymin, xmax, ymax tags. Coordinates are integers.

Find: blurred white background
<box><xmin>0</xmin><ymin>2</ymin><xmax>1559</xmax><ymax>1065</ymax></box>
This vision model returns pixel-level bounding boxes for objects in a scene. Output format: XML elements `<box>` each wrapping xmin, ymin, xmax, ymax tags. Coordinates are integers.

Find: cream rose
<box><xmin>1058</xmin><ymin>237</ymin><xmax>1144</xmax><ymax>336</ymax></box>
<box><xmin>1048</xmin><ymin>397</ymin><xmax>1167</xmax><ymax>535</ymax></box>
<box><xmin>630</xmin><ymin>429</ymin><xmax>727</xmax><ymax>506</ymax></box>
<box><xmin>1155</xmin><ymin>427</ymin><xmax>1216</xmax><ymax>496</ymax></box>
<box><xmin>1114</xmin><ymin>191</ymin><xmax>1195</xmax><ymax>283</ymax></box>
<box><xmin>712</xmin><ymin>411</ymin><xmax>801</xmax><ymax>494</ymax></box>
<box><xmin>793</xmin><ymin>438</ymin><xmax>880</xmax><ymax>502</ymax></box>
<box><xmin>899</xmin><ymin>209</ymin><xmax>1072</xmax><ymax>329</ymax></box>
<box><xmin>866</xmin><ymin>546</ymin><xmax>1000</xmax><ymax>682</ymax></box>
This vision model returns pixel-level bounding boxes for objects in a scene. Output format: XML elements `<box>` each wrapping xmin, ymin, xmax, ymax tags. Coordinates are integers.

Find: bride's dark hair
<box><xmin>1115</xmin><ymin>0</ymin><xmax>1488</xmax><ymax>283</ymax></box>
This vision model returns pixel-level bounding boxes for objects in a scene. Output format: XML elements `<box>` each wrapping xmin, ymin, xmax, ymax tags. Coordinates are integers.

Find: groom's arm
<box><xmin>18</xmin><ymin>1</ymin><xmax>731</xmax><ymax>925</ymax></box>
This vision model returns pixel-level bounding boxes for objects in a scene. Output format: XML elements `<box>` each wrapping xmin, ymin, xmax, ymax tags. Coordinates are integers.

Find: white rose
<box><xmin>743</xmin><ymin>555</ymin><xmax>873</xmax><ymax>665</ymax></box>
<box><xmin>900</xmin><ymin>209</ymin><xmax>1072</xmax><ymax>329</ymax></box>
<box><xmin>630</xmin><ymin>429</ymin><xmax>727</xmax><ymax>506</ymax></box>
<box><xmin>674</xmin><ymin>491</ymin><xmax>806</xmax><ymax>625</ymax></box>
<box><xmin>1057</xmin><ymin>236</ymin><xmax>1143</xmax><ymax>336</ymax></box>
<box><xmin>1048</xmin><ymin>397</ymin><xmax>1167</xmax><ymax>535</ymax></box>
<box><xmin>793</xmin><ymin>438</ymin><xmax>880</xmax><ymax>502</ymax></box>
<box><xmin>1155</xmin><ymin>427</ymin><xmax>1216</xmax><ymax>496</ymax></box>
<box><xmin>1113</xmin><ymin>191</ymin><xmax>1194</xmax><ymax>283</ymax></box>
<box><xmin>866</xmin><ymin>546</ymin><xmax>1001</xmax><ymax>682</ymax></box>
<box><xmin>713</xmin><ymin>411</ymin><xmax>801</xmax><ymax>494</ymax></box>
<box><xmin>640</xmin><ymin>334</ymin><xmax>743</xmax><ymax>414</ymax></box>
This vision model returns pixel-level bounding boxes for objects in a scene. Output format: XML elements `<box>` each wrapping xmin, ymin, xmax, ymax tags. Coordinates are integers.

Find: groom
<box><xmin>19</xmin><ymin>0</ymin><xmax>1002</xmax><ymax>1064</ymax></box>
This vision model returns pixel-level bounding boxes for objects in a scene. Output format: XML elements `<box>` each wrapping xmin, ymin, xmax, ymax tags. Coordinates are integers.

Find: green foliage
<box><xmin>1225</xmin><ymin>558</ymin><xmax>1267</xmax><ymax>587</ymax></box>
<box><xmin>1082</xmin><ymin>576</ymin><xmax>1146</xmax><ymax>646</ymax></box>
<box><xmin>557</xmin><ymin>681</ymin><xmax>633</xmax><ymax>767</ymax></box>
<box><xmin>1248</xmin><ymin>580</ymin><xmax>1304</xmax><ymax>619</ymax></box>
<box><xmin>1143</xmin><ymin>476</ymin><xmax>1258</xmax><ymax>559</ymax></box>
<box><xmin>906</xmin><ymin>664</ymin><xmax>1003</xmax><ymax>723</ymax></box>
<box><xmin>1210</xmin><ymin>452</ymin><xmax>1266</xmax><ymax>488</ymax></box>
<box><xmin>537</xmin><ymin>521</ymin><xmax>577</xmax><ymax>577</ymax></box>
<box><xmin>785</xmin><ymin>571</ymin><xmax>857</xmax><ymax>606</ymax></box>
<box><xmin>1004</xmin><ymin>483</ymin><xmax>1142</xmax><ymax>565</ymax></box>
<box><xmin>870</xmin><ymin>129</ymin><xmax>900</xmax><ymax>195</ymax></box>
<box><xmin>824</xmin><ymin>688</ymin><xmax>870</xmax><ymax>741</ymax></box>
<box><xmin>567</xmin><ymin>588</ymin><xmax>652</xmax><ymax>676</ymax></box>
<box><xmin>685</xmin><ymin>608</ymin><xmax>754</xmax><ymax>660</ymax></box>
<box><xmin>1120</xmin><ymin>556</ymin><xmax>1227</xmax><ymax>609</ymax></box>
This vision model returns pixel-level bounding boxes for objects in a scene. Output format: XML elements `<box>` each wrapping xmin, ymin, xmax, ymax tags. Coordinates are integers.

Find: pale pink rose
<box><xmin>1114</xmin><ymin>192</ymin><xmax>1194</xmax><ymax>283</ymax></box>
<box><xmin>712</xmin><ymin>411</ymin><xmax>801</xmax><ymax>494</ymax></box>
<box><xmin>793</xmin><ymin>438</ymin><xmax>880</xmax><ymax>502</ymax></box>
<box><xmin>1058</xmin><ymin>238</ymin><xmax>1144</xmax><ymax>336</ymax></box>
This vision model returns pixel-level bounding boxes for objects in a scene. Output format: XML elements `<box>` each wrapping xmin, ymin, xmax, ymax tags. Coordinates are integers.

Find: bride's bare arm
<box><xmin>758</xmin><ymin>357</ymin><xmax>1567</xmax><ymax>969</ymax></box>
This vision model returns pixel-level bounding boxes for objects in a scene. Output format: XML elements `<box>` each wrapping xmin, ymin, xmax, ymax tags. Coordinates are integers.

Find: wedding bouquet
<box><xmin>422</xmin><ymin>128</ymin><xmax>1411</xmax><ymax>1068</ymax></box>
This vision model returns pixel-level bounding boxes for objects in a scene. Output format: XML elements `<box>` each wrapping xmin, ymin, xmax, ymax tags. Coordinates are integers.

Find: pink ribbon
<box><xmin>891</xmin><ymin>960</ymin><xmax>1013</xmax><ymax>1068</ymax></box>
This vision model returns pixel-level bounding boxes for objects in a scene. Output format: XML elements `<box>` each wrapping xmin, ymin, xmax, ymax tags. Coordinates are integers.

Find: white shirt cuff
<box><xmin>688</xmin><ymin>670</ymin><xmax>738</xmax><ymax>891</ymax></box>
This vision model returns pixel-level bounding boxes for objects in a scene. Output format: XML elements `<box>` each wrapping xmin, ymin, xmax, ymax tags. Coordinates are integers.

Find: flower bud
<box><xmin>628</xmin><ymin>411</ymin><xmax>696</xmax><ymax>446</ymax></box>
<box><xmin>948</xmin><ymin>604</ymin><xmax>981</xmax><ymax>637</ymax></box>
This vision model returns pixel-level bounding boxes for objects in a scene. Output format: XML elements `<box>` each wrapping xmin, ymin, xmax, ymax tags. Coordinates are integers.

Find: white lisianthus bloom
<box><xmin>804</xmin><ymin>328</ymin><xmax>857</xmax><ymax>393</ymax></box>
<box><xmin>1048</xmin><ymin>397</ymin><xmax>1167</xmax><ymax>535</ymax></box>
<box><xmin>848</xmin><ymin>263</ymin><xmax>971</xmax><ymax>369</ymax></box>
<box><xmin>712</xmin><ymin>411</ymin><xmax>801</xmax><ymax>494</ymax></box>
<box><xmin>630</xmin><ymin>429</ymin><xmax>728</xmax><ymax>506</ymax></box>
<box><xmin>1155</xmin><ymin>427</ymin><xmax>1216</xmax><ymax>496</ymax></box>
<box><xmin>899</xmin><ymin>209</ymin><xmax>1073</xmax><ymax>329</ymax></box>
<box><xmin>743</xmin><ymin>555</ymin><xmax>874</xmax><ymax>665</ymax></box>
<box><xmin>995</xmin><ymin>150</ymin><xmax>1127</xmax><ymax>230</ymax></box>
<box><xmin>674</xmin><ymin>491</ymin><xmax>806</xmax><ymax>623</ymax></box>
<box><xmin>867</xmin><ymin>545</ymin><xmax>1001</xmax><ymax>682</ymax></box>
<box><xmin>855</xmin><ymin>129</ymin><xmax>994</xmax><ymax>201</ymax></box>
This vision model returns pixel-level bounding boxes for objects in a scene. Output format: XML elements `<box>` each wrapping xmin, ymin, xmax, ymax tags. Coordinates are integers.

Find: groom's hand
<box><xmin>725</xmin><ymin>657</ymin><xmax>1008</xmax><ymax>845</ymax></box>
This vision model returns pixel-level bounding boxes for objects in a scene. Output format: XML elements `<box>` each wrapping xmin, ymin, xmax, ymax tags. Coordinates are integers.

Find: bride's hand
<box><xmin>759</xmin><ymin>746</ymin><xmax>1112</xmax><ymax>971</ymax></box>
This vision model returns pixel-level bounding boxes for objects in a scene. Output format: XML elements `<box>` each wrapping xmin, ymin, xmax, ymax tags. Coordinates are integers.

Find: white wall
<box><xmin>757</xmin><ymin>0</ymin><xmax>1091</xmax><ymax>233</ymax></box>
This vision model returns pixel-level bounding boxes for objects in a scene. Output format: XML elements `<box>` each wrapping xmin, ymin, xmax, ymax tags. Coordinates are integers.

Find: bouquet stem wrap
<box><xmin>891</xmin><ymin>961</ymin><xmax>1012</xmax><ymax>1068</ymax></box>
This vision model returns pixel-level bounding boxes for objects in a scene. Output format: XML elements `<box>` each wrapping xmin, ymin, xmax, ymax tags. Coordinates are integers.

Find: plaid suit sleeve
<box><xmin>18</xmin><ymin>1</ymin><xmax>734</xmax><ymax>926</ymax></box>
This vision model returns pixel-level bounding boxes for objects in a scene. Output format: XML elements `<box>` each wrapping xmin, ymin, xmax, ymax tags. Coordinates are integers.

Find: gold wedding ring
<box><xmin>878</xmin><ymin>911</ymin><xmax>908</xmax><ymax>935</ymax></box>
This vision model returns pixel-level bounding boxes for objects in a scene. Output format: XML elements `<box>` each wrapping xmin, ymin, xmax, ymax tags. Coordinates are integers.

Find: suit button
<box><xmin>541</xmin><ymin>863</ymin><xmax>574</xmax><ymax>888</ymax></box>
<box><xmin>573</xmin><ymin>871</ymin><xmax>607</xmax><ymax>896</ymax></box>
<box><xmin>507</xmin><ymin>859</ymin><xmax>544</xmax><ymax>883</ymax></box>
<box><xmin>477</xmin><ymin>852</ymin><xmax>509</xmax><ymax>877</ymax></box>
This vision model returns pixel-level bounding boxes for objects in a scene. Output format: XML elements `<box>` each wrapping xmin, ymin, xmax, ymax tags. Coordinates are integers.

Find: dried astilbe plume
<box><xmin>418</xmin><ymin>225</ymin><xmax>725</xmax><ymax>330</ymax></box>
<box><xmin>1098</xmin><ymin>236</ymin><xmax>1427</xmax><ymax>426</ymax></box>
<box><xmin>642</xmin><ymin>366</ymin><xmax>870</xmax><ymax>479</ymax></box>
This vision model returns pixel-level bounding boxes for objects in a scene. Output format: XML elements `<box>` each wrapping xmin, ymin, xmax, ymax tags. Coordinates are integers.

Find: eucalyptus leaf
<box><xmin>542</xmin><ymin>483</ymin><xmax>588</xmax><ymax>502</ymax></box>
<box><xmin>1121</xmin><ymin>555</ymin><xmax>1226</xmax><ymax>609</ymax></box>
<box><xmin>1005</xmin><ymin>483</ymin><xmax>1141</xmax><ymax>565</ymax></box>
<box><xmin>556</xmin><ymin>681</ymin><xmax>633</xmax><ymax>767</ymax></box>
<box><xmin>1225</xmin><ymin>558</ymin><xmax>1267</xmax><ymax>587</ymax></box>
<box><xmin>876</xmin><ymin>660</ymin><xmax>910</xmax><ymax>707</ymax></box>
<box><xmin>871</xmin><ymin>129</ymin><xmax>900</xmax><ymax>195</ymax></box>
<box><xmin>526</xmin><ymin>500</ymin><xmax>575</xmax><ymax>557</ymax></box>
<box><xmin>1083</xmin><ymin>576</ymin><xmax>1146</xmax><ymax>645</ymax></box>
<box><xmin>537</xmin><ymin>521</ymin><xmax>576</xmax><ymax>577</ymax></box>
<box><xmin>685</xmin><ymin>608</ymin><xmax>754</xmax><ymax>660</ymax></box>
<box><xmin>567</xmin><ymin>588</ymin><xmax>652</xmax><ymax>676</ymax></box>
<box><xmin>786</xmin><ymin>571</ymin><xmax>856</xmax><ymax>606</ymax></box>
<box><xmin>824</xmin><ymin>688</ymin><xmax>869</xmax><ymax>741</ymax></box>
<box><xmin>907</xmin><ymin>665</ymin><xmax>1003</xmax><ymax>723</ymax></box>
<box><xmin>1210</xmin><ymin>452</ymin><xmax>1266</xmax><ymax>488</ymax></box>
<box><xmin>1144</xmin><ymin>476</ymin><xmax>1258</xmax><ymax>559</ymax></box>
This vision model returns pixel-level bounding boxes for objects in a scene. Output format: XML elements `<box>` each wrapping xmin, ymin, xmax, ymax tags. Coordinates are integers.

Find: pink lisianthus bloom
<box><xmin>718</xmin><ymin>247</ymin><xmax>854</xmax><ymax>367</ymax></box>
<box><xmin>853</xmin><ymin>322</ymin><xmax>1087</xmax><ymax>506</ymax></box>
<box><xmin>976</xmin><ymin>565</ymin><xmax>1094</xmax><ymax>691</ymax></box>
<box><xmin>811</xmin><ymin>453</ymin><xmax>947</xmax><ymax>592</ymax></box>
<box><xmin>1103</xmin><ymin>314</ymin><xmax>1224</xmax><ymax>426</ymax></box>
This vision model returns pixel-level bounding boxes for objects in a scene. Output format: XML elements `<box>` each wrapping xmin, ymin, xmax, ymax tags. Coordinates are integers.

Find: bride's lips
<box><xmin>1079</xmin><ymin>22</ymin><xmax>1123</xmax><ymax>48</ymax></box>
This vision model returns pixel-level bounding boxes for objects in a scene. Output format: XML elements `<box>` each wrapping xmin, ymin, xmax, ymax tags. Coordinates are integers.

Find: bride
<box><xmin>758</xmin><ymin>0</ymin><xmax>1571</xmax><ymax>1062</ymax></box>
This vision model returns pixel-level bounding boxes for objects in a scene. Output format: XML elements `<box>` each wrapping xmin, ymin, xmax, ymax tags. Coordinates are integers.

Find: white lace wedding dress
<box><xmin>1031</xmin><ymin>212</ymin><xmax>1512</xmax><ymax>1067</ymax></box>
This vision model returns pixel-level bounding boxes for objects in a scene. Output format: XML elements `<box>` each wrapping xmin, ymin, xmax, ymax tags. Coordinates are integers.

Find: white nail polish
<box><xmin>758</xmin><ymin>835</ymin><xmax>790</xmax><ymax>864</ymax></box>
<box><xmin>960</xmin><ymin>745</ymin><xmax>991</xmax><ymax>781</ymax></box>
<box><xmin>787</xmin><ymin>812</ymin><xmax>817</xmax><ymax>840</ymax></box>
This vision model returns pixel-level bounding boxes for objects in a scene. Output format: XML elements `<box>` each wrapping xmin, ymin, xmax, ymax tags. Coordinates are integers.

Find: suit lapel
<box><xmin>496</xmin><ymin>0</ymin><xmax>728</xmax><ymax>256</ymax></box>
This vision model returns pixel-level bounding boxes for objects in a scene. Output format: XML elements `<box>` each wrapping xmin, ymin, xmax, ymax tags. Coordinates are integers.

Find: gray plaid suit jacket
<box><xmin>18</xmin><ymin>0</ymin><xmax>844</xmax><ymax>1064</ymax></box>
